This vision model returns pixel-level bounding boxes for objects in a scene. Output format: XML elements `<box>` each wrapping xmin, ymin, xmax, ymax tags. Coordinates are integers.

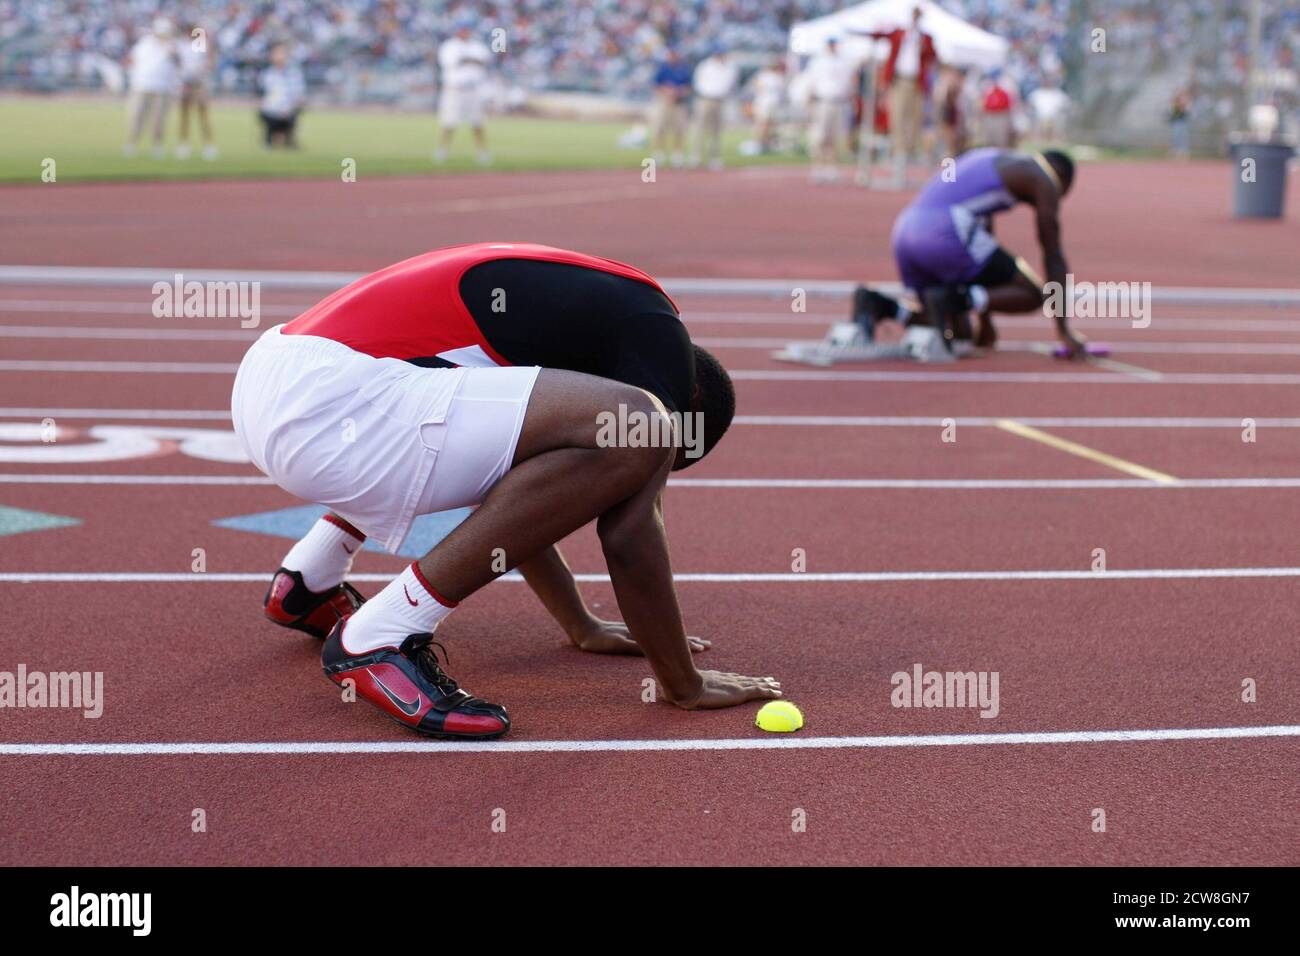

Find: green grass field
<box><xmin>0</xmin><ymin>96</ymin><xmax>792</xmax><ymax>183</ymax></box>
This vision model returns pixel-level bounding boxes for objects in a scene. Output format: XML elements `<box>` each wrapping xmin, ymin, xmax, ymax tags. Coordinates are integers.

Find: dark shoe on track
<box><xmin>264</xmin><ymin>568</ymin><xmax>365</xmax><ymax>640</ymax></box>
<box><xmin>322</xmin><ymin>623</ymin><xmax>510</xmax><ymax>740</ymax></box>
<box><xmin>922</xmin><ymin>284</ymin><xmax>975</xmax><ymax>348</ymax></box>
<box><xmin>851</xmin><ymin>284</ymin><xmax>900</xmax><ymax>338</ymax></box>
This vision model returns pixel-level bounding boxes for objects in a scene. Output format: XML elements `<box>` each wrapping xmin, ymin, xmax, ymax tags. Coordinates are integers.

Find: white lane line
<box><xmin>9</xmin><ymin>360</ymin><xmax>1300</xmax><ymax>386</ymax></box>
<box><xmin>701</xmin><ymin>337</ymin><xmax>1300</xmax><ymax>356</ymax></box>
<box><xmin>732</xmin><ymin>415</ymin><xmax>1300</xmax><ymax>428</ymax></box>
<box><xmin>0</xmin><ymin>407</ymin><xmax>233</xmax><ymax>421</ymax></box>
<box><xmin>6</xmin><ymin>474</ymin><xmax>1300</xmax><ymax>489</ymax></box>
<box><xmin>22</xmin><ymin>328</ymin><xmax>1285</xmax><ymax>352</ymax></box>
<box><xmin>2</xmin><ymin>409</ymin><xmax>1295</xmax><ymax>429</ymax></box>
<box><xmin>3</xmin><ymin>725</ymin><xmax>1297</xmax><ymax>756</ymax></box>
<box><xmin>2</xmin><ymin>267</ymin><xmax>1297</xmax><ymax>304</ymax></box>
<box><xmin>0</xmin><ymin>360</ymin><xmax>238</xmax><ymax>374</ymax></box>
<box><xmin>0</xmin><ymin>301</ymin><xmax>303</xmax><ymax>317</ymax></box>
<box><xmin>0</xmin><ymin>474</ymin><xmax>272</xmax><ymax>485</ymax></box>
<box><xmin>733</xmin><ymin>369</ymin><xmax>1300</xmax><ymax>385</ymax></box>
<box><xmin>1014</xmin><ymin>340</ymin><xmax>1300</xmax><ymax>356</ymax></box>
<box><xmin>0</xmin><ymin>325</ymin><xmax>260</xmax><ymax>341</ymax></box>
<box><xmin>10</xmin><ymin>303</ymin><xmax>1300</xmax><ymax>335</ymax></box>
<box><xmin>6</xmin><ymin>567</ymin><xmax>1300</xmax><ymax>584</ymax></box>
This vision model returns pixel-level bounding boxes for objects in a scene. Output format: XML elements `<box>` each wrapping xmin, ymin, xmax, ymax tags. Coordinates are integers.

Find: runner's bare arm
<box><xmin>517</xmin><ymin>545</ymin><xmax>712</xmax><ymax>654</ymax></box>
<box><xmin>1029</xmin><ymin>171</ymin><xmax>1085</xmax><ymax>350</ymax></box>
<box><xmin>517</xmin><ymin>545</ymin><xmax>596</xmax><ymax>636</ymax></box>
<box><xmin>596</xmin><ymin>456</ymin><xmax>780</xmax><ymax>707</ymax></box>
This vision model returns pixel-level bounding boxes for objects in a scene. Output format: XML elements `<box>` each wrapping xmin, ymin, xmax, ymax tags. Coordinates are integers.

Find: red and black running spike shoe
<box><xmin>264</xmin><ymin>567</ymin><xmax>365</xmax><ymax>640</ymax></box>
<box><xmin>322</xmin><ymin>622</ymin><xmax>510</xmax><ymax>740</ymax></box>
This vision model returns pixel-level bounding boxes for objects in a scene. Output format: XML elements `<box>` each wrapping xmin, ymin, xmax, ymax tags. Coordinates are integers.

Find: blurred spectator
<box><xmin>176</xmin><ymin>22</ymin><xmax>218</xmax><ymax>160</ymax></box>
<box><xmin>1169</xmin><ymin>88</ymin><xmax>1192</xmax><ymax>158</ymax></box>
<box><xmin>860</xmin><ymin>6</ymin><xmax>939</xmax><ymax>188</ymax></box>
<box><xmin>804</xmin><ymin>36</ymin><xmax>858</xmax><ymax>183</ymax></box>
<box><xmin>6</xmin><ymin>0</ymin><xmax>1296</xmax><ymax>153</ymax></box>
<box><xmin>748</xmin><ymin>58</ymin><xmax>786</xmax><ymax>154</ymax></box>
<box><xmin>258</xmin><ymin>42</ymin><xmax>304</xmax><ymax>148</ymax></box>
<box><xmin>1027</xmin><ymin>80</ymin><xmax>1069</xmax><ymax>144</ymax></box>
<box><xmin>689</xmin><ymin>46</ymin><xmax>738</xmax><ymax>169</ymax></box>
<box><xmin>435</xmin><ymin>18</ymin><xmax>493</xmax><ymax>166</ymax></box>
<box><xmin>123</xmin><ymin>17</ymin><xmax>179</xmax><ymax>158</ymax></box>
<box><xmin>649</xmin><ymin>47</ymin><xmax>691</xmax><ymax>167</ymax></box>
<box><xmin>935</xmin><ymin>65</ymin><xmax>969</xmax><ymax>158</ymax></box>
<box><xmin>979</xmin><ymin>71</ymin><xmax>1016</xmax><ymax>147</ymax></box>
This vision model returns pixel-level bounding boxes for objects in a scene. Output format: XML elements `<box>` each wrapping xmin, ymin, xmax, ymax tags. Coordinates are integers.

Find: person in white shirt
<box><xmin>804</xmin><ymin>37</ymin><xmax>858</xmax><ymax>182</ymax></box>
<box><xmin>175</xmin><ymin>21</ymin><xmax>218</xmax><ymax>160</ymax></box>
<box><xmin>1027</xmin><ymin>83</ymin><xmax>1070</xmax><ymax>145</ymax></box>
<box><xmin>123</xmin><ymin>17</ymin><xmax>180</xmax><ymax>158</ymax></box>
<box><xmin>748</xmin><ymin>60</ymin><xmax>786</xmax><ymax>154</ymax></box>
<box><xmin>689</xmin><ymin>48</ymin><xmax>739</xmax><ymax>170</ymax></box>
<box><xmin>434</xmin><ymin>20</ymin><xmax>493</xmax><ymax>166</ymax></box>
<box><xmin>258</xmin><ymin>43</ymin><xmax>306</xmax><ymax>148</ymax></box>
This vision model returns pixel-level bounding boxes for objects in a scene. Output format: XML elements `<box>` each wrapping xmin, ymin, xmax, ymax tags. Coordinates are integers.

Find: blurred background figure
<box><xmin>257</xmin><ymin>43</ymin><xmax>305</xmax><ymax>149</ymax></box>
<box><xmin>747</xmin><ymin>58</ymin><xmax>787</xmax><ymax>155</ymax></box>
<box><xmin>8</xmin><ymin>0</ymin><xmax>1295</xmax><ymax>169</ymax></box>
<box><xmin>979</xmin><ymin>70</ymin><xmax>1017</xmax><ymax>147</ymax></box>
<box><xmin>934</xmin><ymin>65</ymin><xmax>969</xmax><ymax>158</ymax></box>
<box><xmin>855</xmin><ymin>60</ymin><xmax>894</xmax><ymax>186</ymax></box>
<box><xmin>435</xmin><ymin>17</ymin><xmax>493</xmax><ymax>166</ymax></box>
<box><xmin>1169</xmin><ymin>88</ymin><xmax>1192</xmax><ymax>159</ymax></box>
<box><xmin>690</xmin><ymin>45</ymin><xmax>738</xmax><ymax>169</ymax></box>
<box><xmin>862</xmin><ymin>5</ymin><xmax>938</xmax><ymax>188</ymax></box>
<box><xmin>805</xmin><ymin>36</ymin><xmax>857</xmax><ymax>183</ymax></box>
<box><xmin>175</xmin><ymin>22</ymin><xmax>218</xmax><ymax>161</ymax></box>
<box><xmin>650</xmin><ymin>47</ymin><xmax>692</xmax><ymax>167</ymax></box>
<box><xmin>1027</xmin><ymin>79</ymin><xmax>1070</xmax><ymax>145</ymax></box>
<box><xmin>123</xmin><ymin>17</ymin><xmax>179</xmax><ymax>158</ymax></box>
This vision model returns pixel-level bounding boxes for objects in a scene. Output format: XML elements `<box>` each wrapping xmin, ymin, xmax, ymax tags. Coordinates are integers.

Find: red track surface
<box><xmin>1</xmin><ymin>160</ymin><xmax>1298</xmax><ymax>865</ymax></box>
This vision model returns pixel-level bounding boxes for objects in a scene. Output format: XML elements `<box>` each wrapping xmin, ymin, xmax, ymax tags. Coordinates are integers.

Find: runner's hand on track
<box><xmin>1057</xmin><ymin>329</ymin><xmax>1089</xmax><ymax>359</ymax></box>
<box><xmin>570</xmin><ymin>617</ymin><xmax>710</xmax><ymax>655</ymax></box>
<box><xmin>671</xmin><ymin>670</ymin><xmax>782</xmax><ymax>710</ymax></box>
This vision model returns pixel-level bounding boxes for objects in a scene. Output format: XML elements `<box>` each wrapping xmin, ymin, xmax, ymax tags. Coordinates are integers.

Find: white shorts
<box><xmin>439</xmin><ymin>86</ymin><xmax>484</xmax><ymax>128</ymax></box>
<box><xmin>231</xmin><ymin>325</ymin><xmax>539</xmax><ymax>553</ymax></box>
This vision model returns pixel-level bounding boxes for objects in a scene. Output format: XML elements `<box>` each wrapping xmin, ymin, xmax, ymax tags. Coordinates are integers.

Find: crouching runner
<box><xmin>231</xmin><ymin>242</ymin><xmax>782</xmax><ymax>740</ymax></box>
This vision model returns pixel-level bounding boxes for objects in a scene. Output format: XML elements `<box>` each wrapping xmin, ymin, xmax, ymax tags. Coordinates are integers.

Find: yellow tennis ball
<box><xmin>755</xmin><ymin>700</ymin><xmax>803</xmax><ymax>733</ymax></box>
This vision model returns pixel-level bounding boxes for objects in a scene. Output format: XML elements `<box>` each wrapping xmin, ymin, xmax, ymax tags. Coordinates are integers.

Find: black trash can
<box><xmin>1229</xmin><ymin>140</ymin><xmax>1294</xmax><ymax>219</ymax></box>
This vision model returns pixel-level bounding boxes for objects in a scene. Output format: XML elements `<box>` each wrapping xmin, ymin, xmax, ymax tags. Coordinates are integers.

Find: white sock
<box><xmin>969</xmin><ymin>285</ymin><xmax>990</xmax><ymax>313</ymax></box>
<box><xmin>341</xmin><ymin>564</ymin><xmax>457</xmax><ymax>654</ymax></box>
<box><xmin>281</xmin><ymin>515</ymin><xmax>365</xmax><ymax>592</ymax></box>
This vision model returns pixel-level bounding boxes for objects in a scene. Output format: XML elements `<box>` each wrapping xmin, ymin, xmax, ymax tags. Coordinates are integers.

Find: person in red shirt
<box><xmin>980</xmin><ymin>72</ymin><xmax>1017</xmax><ymax>148</ymax></box>
<box><xmin>856</xmin><ymin>6</ymin><xmax>939</xmax><ymax>187</ymax></box>
<box><xmin>232</xmin><ymin>242</ymin><xmax>782</xmax><ymax>739</ymax></box>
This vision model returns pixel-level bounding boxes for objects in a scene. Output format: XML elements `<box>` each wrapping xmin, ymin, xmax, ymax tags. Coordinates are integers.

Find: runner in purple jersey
<box><xmin>851</xmin><ymin>147</ymin><xmax>1088</xmax><ymax>357</ymax></box>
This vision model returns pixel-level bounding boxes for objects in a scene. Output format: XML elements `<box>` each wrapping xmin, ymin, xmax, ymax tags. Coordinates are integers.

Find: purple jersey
<box><xmin>909</xmin><ymin>147</ymin><xmax>1015</xmax><ymax>218</ymax></box>
<box><xmin>890</xmin><ymin>147</ymin><xmax>1017</xmax><ymax>292</ymax></box>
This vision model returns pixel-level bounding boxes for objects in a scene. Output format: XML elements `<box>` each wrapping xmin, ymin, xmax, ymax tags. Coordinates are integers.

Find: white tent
<box><xmin>789</xmin><ymin>0</ymin><xmax>1008</xmax><ymax>71</ymax></box>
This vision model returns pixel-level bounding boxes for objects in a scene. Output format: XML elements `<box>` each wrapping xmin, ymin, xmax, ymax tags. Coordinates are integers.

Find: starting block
<box><xmin>773</xmin><ymin>323</ymin><xmax>956</xmax><ymax>366</ymax></box>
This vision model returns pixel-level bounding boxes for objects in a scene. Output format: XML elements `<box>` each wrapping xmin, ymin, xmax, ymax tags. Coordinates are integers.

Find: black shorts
<box><xmin>970</xmin><ymin>247</ymin><xmax>1021</xmax><ymax>287</ymax></box>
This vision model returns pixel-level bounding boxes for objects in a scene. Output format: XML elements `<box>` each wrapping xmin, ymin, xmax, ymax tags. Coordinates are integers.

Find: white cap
<box><xmin>152</xmin><ymin>17</ymin><xmax>175</xmax><ymax>36</ymax></box>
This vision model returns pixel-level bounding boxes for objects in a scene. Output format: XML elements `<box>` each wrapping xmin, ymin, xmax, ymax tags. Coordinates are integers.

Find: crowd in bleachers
<box><xmin>2</xmin><ymin>0</ymin><xmax>1294</xmax><ymax>138</ymax></box>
